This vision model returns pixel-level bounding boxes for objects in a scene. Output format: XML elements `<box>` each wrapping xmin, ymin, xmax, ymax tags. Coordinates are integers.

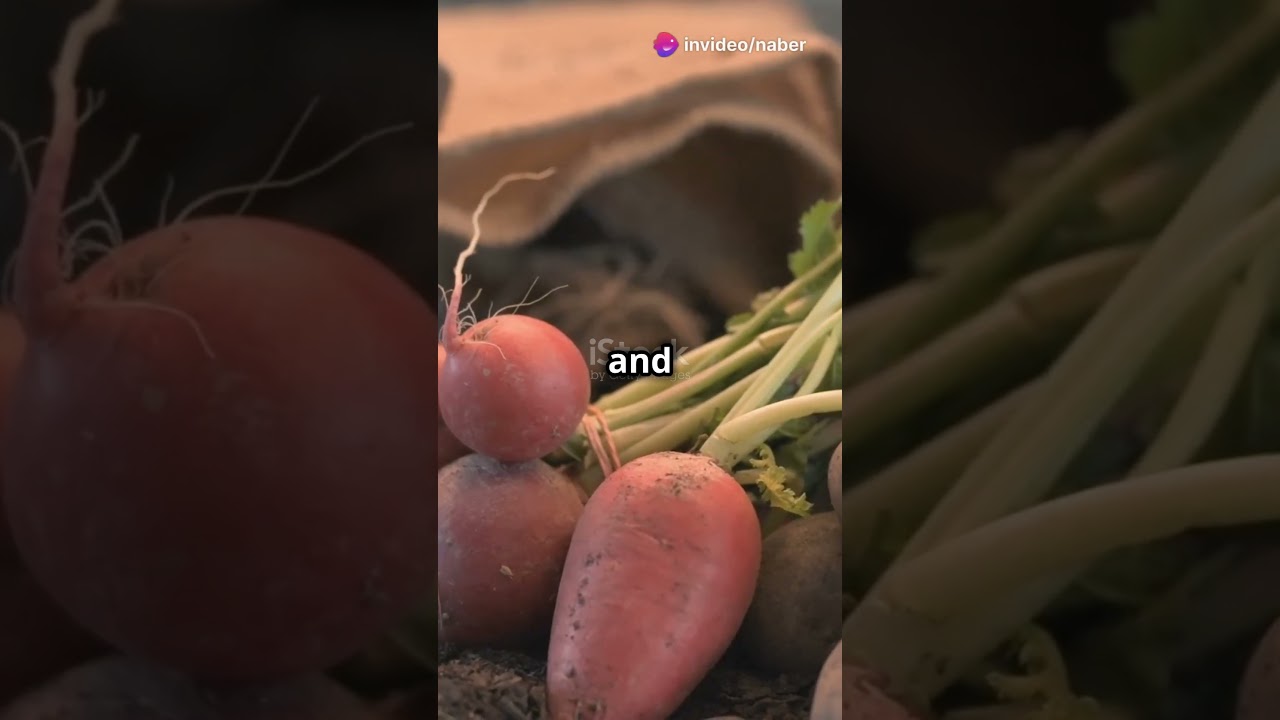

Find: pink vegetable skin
<box><xmin>546</xmin><ymin>452</ymin><xmax>762</xmax><ymax>720</ymax></box>
<box><xmin>437</xmin><ymin>454</ymin><xmax>583</xmax><ymax>647</ymax></box>
<box><xmin>437</xmin><ymin>344</ymin><xmax>471</xmax><ymax>468</ymax></box>
<box><xmin>439</xmin><ymin>313</ymin><xmax>589</xmax><ymax>462</ymax></box>
<box><xmin>3</xmin><ymin>2</ymin><xmax>437</xmax><ymax>681</ymax></box>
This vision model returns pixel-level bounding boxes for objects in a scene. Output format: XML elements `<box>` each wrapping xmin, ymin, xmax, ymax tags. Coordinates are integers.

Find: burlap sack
<box><xmin>438</xmin><ymin>0</ymin><xmax>841</xmax><ymax>351</ymax></box>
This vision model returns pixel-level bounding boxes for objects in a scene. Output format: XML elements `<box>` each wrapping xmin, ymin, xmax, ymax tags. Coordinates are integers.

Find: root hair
<box><xmin>170</xmin><ymin>98</ymin><xmax>412</xmax><ymax>224</ymax></box>
<box><xmin>492</xmin><ymin>278</ymin><xmax>568</xmax><ymax>316</ymax></box>
<box><xmin>84</xmin><ymin>297</ymin><xmax>216</xmax><ymax>360</ymax></box>
<box><xmin>443</xmin><ymin>168</ymin><xmax>556</xmax><ymax>349</ymax></box>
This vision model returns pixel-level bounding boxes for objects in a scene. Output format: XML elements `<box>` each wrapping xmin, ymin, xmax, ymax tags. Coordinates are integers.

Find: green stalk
<box><xmin>686</xmin><ymin>249</ymin><xmax>841</xmax><ymax>375</ymax></box>
<box><xmin>795</xmin><ymin>316</ymin><xmax>841</xmax><ymax>396</ymax></box>
<box><xmin>893</xmin><ymin>238</ymin><xmax>1280</xmax><ymax>689</ymax></box>
<box><xmin>723</xmin><ymin>273</ymin><xmax>843</xmax><ymax>424</ymax></box>
<box><xmin>1133</xmin><ymin>239</ymin><xmax>1280</xmax><ymax>472</ymax></box>
<box><xmin>592</xmin><ymin>333</ymin><xmax>735</xmax><ymax>411</ymax></box>
<box><xmin>904</xmin><ymin>74</ymin><xmax>1280</xmax><ymax>556</ymax></box>
<box><xmin>843</xmin><ymin>11</ymin><xmax>1280</xmax><ymax>381</ymax></box>
<box><xmin>700</xmin><ymin>390</ymin><xmax>842</xmax><ymax>469</ymax></box>
<box><xmin>846</xmin><ymin>455</ymin><xmax>1280</xmax><ymax>701</ymax></box>
<box><xmin>876</xmin><ymin>455</ymin><xmax>1280</xmax><ymax>619</ymax></box>
<box><xmin>850</xmin><ymin>193</ymin><xmax>1280</xmax><ymax>702</ymax></box>
<box><xmin>599</xmin><ymin>324</ymin><xmax>796</xmax><ymax>429</ymax></box>
<box><xmin>577</xmin><ymin>368</ymin><xmax>760</xmax><ymax>491</ymax></box>
<box><xmin>843</xmin><ymin>247</ymin><xmax>1138</xmax><ymax>451</ymax></box>
<box><xmin>842</xmin><ymin>382</ymin><xmax>1034</xmax><ymax>586</ymax></box>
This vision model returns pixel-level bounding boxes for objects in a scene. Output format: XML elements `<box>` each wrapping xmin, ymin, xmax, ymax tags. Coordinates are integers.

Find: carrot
<box><xmin>545</xmin><ymin>452</ymin><xmax>761</xmax><ymax>720</ymax></box>
<box><xmin>2</xmin><ymin>0</ymin><xmax>437</xmax><ymax>680</ymax></box>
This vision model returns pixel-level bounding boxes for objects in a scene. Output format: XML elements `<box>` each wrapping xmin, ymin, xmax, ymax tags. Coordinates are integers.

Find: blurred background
<box><xmin>1</xmin><ymin>0</ymin><xmax>1135</xmax><ymax>307</ymax></box>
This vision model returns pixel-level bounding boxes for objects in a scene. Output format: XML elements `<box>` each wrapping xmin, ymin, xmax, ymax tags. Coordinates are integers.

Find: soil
<box><xmin>430</xmin><ymin>645</ymin><xmax>813</xmax><ymax>720</ymax></box>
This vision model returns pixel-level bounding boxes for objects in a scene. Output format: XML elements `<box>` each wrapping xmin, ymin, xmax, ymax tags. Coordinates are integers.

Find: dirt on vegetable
<box><xmin>435</xmin><ymin>646</ymin><xmax>813</xmax><ymax>720</ymax></box>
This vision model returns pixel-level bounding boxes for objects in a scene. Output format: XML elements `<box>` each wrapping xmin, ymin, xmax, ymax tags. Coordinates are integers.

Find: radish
<box><xmin>437</xmin><ymin>344</ymin><xmax>470</xmax><ymax>468</ymax></box>
<box><xmin>545</xmin><ymin>451</ymin><xmax>761</xmax><ymax>720</ymax></box>
<box><xmin>2</xmin><ymin>0</ymin><xmax>437</xmax><ymax>680</ymax></box>
<box><xmin>437</xmin><ymin>453</ymin><xmax>583</xmax><ymax>648</ymax></box>
<box><xmin>436</xmin><ymin>170</ymin><xmax>589</xmax><ymax>463</ymax></box>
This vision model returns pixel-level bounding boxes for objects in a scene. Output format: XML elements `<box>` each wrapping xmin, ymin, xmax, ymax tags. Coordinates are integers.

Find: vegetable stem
<box><xmin>843</xmin><ymin>9</ymin><xmax>1280</xmax><ymax>381</ymax></box>
<box><xmin>592</xmin><ymin>333</ymin><xmax>735</xmax><ymax>411</ymax></box>
<box><xmin>1133</xmin><ymin>239</ymin><xmax>1280</xmax><ymax>473</ymax></box>
<box><xmin>842</xmin><ymin>382</ymin><xmax>1034</xmax><ymax>587</ymax></box>
<box><xmin>700</xmin><ymin>390</ymin><xmax>842</xmax><ymax>469</ymax></box>
<box><xmin>723</xmin><ymin>274</ymin><xmax>843</xmax><ymax>424</ymax></box>
<box><xmin>795</xmin><ymin>318</ymin><xmax>841</xmax><ymax>397</ymax></box>
<box><xmin>904</xmin><ymin>84</ymin><xmax>1280</xmax><ymax>557</ymax></box>
<box><xmin>852</xmin><ymin>188</ymin><xmax>1280</xmax><ymax>702</ymax></box>
<box><xmin>599</xmin><ymin>324</ymin><xmax>796</xmax><ymax>430</ymax></box>
<box><xmin>843</xmin><ymin>247</ymin><xmax>1138</xmax><ymax>451</ymax></box>
<box><xmin>878</xmin><ymin>455</ymin><xmax>1280</xmax><ymax>619</ymax></box>
<box><xmin>846</xmin><ymin>455</ymin><xmax>1280</xmax><ymax>701</ymax></box>
<box><xmin>688</xmin><ymin>248</ymin><xmax>842</xmax><ymax>375</ymax></box>
<box><xmin>577</xmin><ymin>368</ymin><xmax>760</xmax><ymax>492</ymax></box>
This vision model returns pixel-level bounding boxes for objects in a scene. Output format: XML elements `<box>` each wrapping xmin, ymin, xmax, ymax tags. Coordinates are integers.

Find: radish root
<box><xmin>170</xmin><ymin>100</ymin><xmax>412</xmax><ymax>224</ymax></box>
<box><xmin>1</xmin><ymin>91</ymin><xmax>105</xmax><ymax>196</ymax></box>
<box><xmin>13</xmin><ymin>0</ymin><xmax>120</xmax><ymax>330</ymax></box>
<box><xmin>582</xmin><ymin>406</ymin><xmax>622</xmax><ymax>477</ymax></box>
<box><xmin>442</xmin><ymin>168</ymin><xmax>556</xmax><ymax>350</ymax></box>
<box><xmin>83</xmin><ymin>298</ymin><xmax>216</xmax><ymax>360</ymax></box>
<box><xmin>491</xmin><ymin>278</ymin><xmax>567</xmax><ymax>317</ymax></box>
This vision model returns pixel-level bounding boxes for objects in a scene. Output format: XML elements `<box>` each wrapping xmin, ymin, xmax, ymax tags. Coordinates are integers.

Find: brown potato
<box><xmin>739</xmin><ymin>512</ymin><xmax>841</xmax><ymax>678</ymax></box>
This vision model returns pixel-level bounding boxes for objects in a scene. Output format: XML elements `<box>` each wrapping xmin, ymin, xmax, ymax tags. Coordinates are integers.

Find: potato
<box><xmin>0</xmin><ymin>656</ymin><xmax>376</xmax><ymax>720</ymax></box>
<box><xmin>1239</xmin><ymin>616</ymin><xmax>1280</xmax><ymax>720</ymax></box>
<box><xmin>829</xmin><ymin>443</ymin><xmax>843</xmax><ymax>523</ymax></box>
<box><xmin>738</xmin><ymin>512</ymin><xmax>841</xmax><ymax>678</ymax></box>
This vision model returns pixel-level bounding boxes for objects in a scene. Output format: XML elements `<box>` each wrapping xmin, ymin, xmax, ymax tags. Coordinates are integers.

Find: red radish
<box><xmin>546</xmin><ymin>451</ymin><xmax>762</xmax><ymax>720</ymax></box>
<box><xmin>437</xmin><ymin>454</ymin><xmax>583</xmax><ymax>648</ymax></box>
<box><xmin>437</xmin><ymin>170</ymin><xmax>589</xmax><ymax>463</ymax></box>
<box><xmin>437</xmin><ymin>344</ymin><xmax>470</xmax><ymax>468</ymax></box>
<box><xmin>2</xmin><ymin>0</ymin><xmax>437</xmax><ymax>681</ymax></box>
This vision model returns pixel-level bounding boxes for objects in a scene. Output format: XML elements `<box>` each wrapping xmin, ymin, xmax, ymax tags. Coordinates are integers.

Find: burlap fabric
<box><xmin>437</xmin><ymin>0</ymin><xmax>841</xmax><ymax>350</ymax></box>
